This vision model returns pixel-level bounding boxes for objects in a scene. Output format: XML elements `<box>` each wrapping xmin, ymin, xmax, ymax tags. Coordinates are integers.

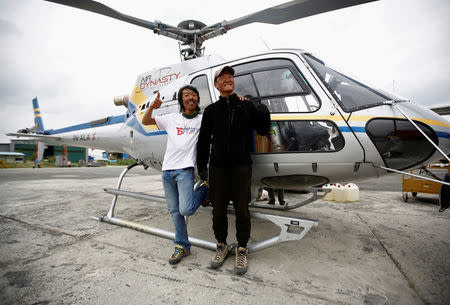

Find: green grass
<box><xmin>0</xmin><ymin>158</ymin><xmax>136</xmax><ymax>168</ymax></box>
<box><xmin>110</xmin><ymin>159</ymin><xmax>136</xmax><ymax>166</ymax></box>
<box><xmin>1</xmin><ymin>160</ymin><xmax>58</xmax><ymax>168</ymax></box>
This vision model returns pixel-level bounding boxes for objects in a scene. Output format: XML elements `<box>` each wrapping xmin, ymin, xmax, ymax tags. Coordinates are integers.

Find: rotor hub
<box><xmin>177</xmin><ymin>20</ymin><xmax>206</xmax><ymax>30</ymax></box>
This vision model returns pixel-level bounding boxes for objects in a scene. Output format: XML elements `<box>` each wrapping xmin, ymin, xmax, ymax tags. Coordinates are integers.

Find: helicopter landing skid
<box><xmin>94</xmin><ymin>163</ymin><xmax>319</xmax><ymax>253</ymax></box>
<box><xmin>250</xmin><ymin>188</ymin><xmax>330</xmax><ymax>210</ymax></box>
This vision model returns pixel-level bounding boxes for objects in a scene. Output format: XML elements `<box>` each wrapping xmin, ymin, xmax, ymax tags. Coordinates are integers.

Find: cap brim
<box><xmin>214</xmin><ymin>66</ymin><xmax>235</xmax><ymax>81</ymax></box>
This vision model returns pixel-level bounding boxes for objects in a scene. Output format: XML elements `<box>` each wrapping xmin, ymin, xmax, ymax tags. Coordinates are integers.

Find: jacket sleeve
<box><xmin>196</xmin><ymin>106</ymin><xmax>213</xmax><ymax>181</ymax></box>
<box><xmin>253</xmin><ymin>103</ymin><xmax>271</xmax><ymax>136</ymax></box>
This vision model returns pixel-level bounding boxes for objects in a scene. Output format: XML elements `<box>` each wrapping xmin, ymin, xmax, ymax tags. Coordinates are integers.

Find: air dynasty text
<box><xmin>139</xmin><ymin>72</ymin><xmax>181</xmax><ymax>90</ymax></box>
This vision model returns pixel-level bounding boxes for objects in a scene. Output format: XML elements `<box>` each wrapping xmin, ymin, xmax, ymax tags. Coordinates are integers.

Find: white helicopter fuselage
<box><xmin>14</xmin><ymin>49</ymin><xmax>450</xmax><ymax>191</ymax></box>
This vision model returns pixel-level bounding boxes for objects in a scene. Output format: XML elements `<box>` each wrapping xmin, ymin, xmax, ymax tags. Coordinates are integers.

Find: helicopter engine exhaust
<box><xmin>114</xmin><ymin>94</ymin><xmax>129</xmax><ymax>108</ymax></box>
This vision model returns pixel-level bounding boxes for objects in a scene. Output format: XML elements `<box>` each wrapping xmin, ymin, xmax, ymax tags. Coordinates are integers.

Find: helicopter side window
<box><xmin>253</xmin><ymin>68</ymin><xmax>319</xmax><ymax>113</ymax></box>
<box><xmin>190</xmin><ymin>75</ymin><xmax>212</xmax><ymax>108</ymax></box>
<box><xmin>366</xmin><ymin>118</ymin><xmax>438</xmax><ymax>170</ymax></box>
<box><xmin>255</xmin><ymin>120</ymin><xmax>344</xmax><ymax>153</ymax></box>
<box><xmin>253</xmin><ymin>68</ymin><xmax>302</xmax><ymax>96</ymax></box>
<box><xmin>233</xmin><ymin>59</ymin><xmax>320</xmax><ymax>113</ymax></box>
<box><xmin>234</xmin><ymin>74</ymin><xmax>258</xmax><ymax>98</ymax></box>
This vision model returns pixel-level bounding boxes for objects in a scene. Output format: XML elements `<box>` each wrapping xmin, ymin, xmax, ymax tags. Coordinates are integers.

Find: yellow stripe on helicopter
<box><xmin>348</xmin><ymin>115</ymin><xmax>450</xmax><ymax>128</ymax></box>
<box><xmin>130</xmin><ymin>84</ymin><xmax>147</xmax><ymax>106</ymax></box>
<box><xmin>270</xmin><ymin>114</ymin><xmax>450</xmax><ymax>129</ymax></box>
<box><xmin>130</xmin><ymin>84</ymin><xmax>159</xmax><ymax>131</ymax></box>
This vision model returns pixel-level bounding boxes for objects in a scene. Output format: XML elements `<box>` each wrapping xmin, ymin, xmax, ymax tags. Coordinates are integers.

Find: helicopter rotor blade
<box><xmin>44</xmin><ymin>0</ymin><xmax>190</xmax><ymax>43</ymax></box>
<box><xmin>44</xmin><ymin>0</ymin><xmax>157</xmax><ymax>31</ymax></box>
<box><xmin>226</xmin><ymin>0</ymin><xmax>378</xmax><ymax>29</ymax></box>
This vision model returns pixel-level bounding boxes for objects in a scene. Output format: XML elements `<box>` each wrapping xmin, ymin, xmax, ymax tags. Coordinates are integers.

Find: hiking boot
<box><xmin>169</xmin><ymin>245</ymin><xmax>190</xmax><ymax>265</ymax></box>
<box><xmin>234</xmin><ymin>247</ymin><xmax>248</xmax><ymax>275</ymax></box>
<box><xmin>211</xmin><ymin>243</ymin><xmax>229</xmax><ymax>269</ymax></box>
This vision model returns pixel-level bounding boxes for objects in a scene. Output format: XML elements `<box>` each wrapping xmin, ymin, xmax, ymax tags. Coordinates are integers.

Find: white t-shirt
<box><xmin>155</xmin><ymin>112</ymin><xmax>203</xmax><ymax>171</ymax></box>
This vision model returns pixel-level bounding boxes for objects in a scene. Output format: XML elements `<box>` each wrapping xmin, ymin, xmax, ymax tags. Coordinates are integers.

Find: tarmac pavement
<box><xmin>0</xmin><ymin>166</ymin><xmax>449</xmax><ymax>304</ymax></box>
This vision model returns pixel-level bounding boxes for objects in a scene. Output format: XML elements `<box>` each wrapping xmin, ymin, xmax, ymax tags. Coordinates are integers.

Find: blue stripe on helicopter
<box><xmin>125</xmin><ymin>115</ymin><xmax>167</xmax><ymax>136</ymax></box>
<box><xmin>436</xmin><ymin>131</ymin><xmax>450</xmax><ymax>139</ymax></box>
<box><xmin>147</xmin><ymin>130</ymin><xmax>167</xmax><ymax>136</ymax></box>
<box><xmin>339</xmin><ymin>126</ymin><xmax>450</xmax><ymax>139</ymax></box>
<box><xmin>46</xmin><ymin>115</ymin><xmax>126</xmax><ymax>134</ymax></box>
<box><xmin>140</xmin><ymin>129</ymin><xmax>167</xmax><ymax>136</ymax></box>
<box><xmin>123</xmin><ymin>100</ymin><xmax>167</xmax><ymax>136</ymax></box>
<box><xmin>338</xmin><ymin>126</ymin><xmax>366</xmax><ymax>133</ymax></box>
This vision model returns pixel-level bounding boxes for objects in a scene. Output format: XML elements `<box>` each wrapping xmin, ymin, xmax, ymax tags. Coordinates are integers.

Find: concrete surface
<box><xmin>0</xmin><ymin>167</ymin><xmax>449</xmax><ymax>305</ymax></box>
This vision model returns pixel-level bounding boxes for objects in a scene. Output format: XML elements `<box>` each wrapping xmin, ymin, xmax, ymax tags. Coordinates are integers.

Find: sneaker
<box><xmin>234</xmin><ymin>247</ymin><xmax>248</xmax><ymax>275</ymax></box>
<box><xmin>211</xmin><ymin>243</ymin><xmax>229</xmax><ymax>269</ymax></box>
<box><xmin>169</xmin><ymin>245</ymin><xmax>190</xmax><ymax>265</ymax></box>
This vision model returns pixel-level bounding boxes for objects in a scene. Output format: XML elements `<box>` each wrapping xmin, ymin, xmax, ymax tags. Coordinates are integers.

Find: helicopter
<box><xmin>7</xmin><ymin>0</ymin><xmax>450</xmax><ymax>252</ymax></box>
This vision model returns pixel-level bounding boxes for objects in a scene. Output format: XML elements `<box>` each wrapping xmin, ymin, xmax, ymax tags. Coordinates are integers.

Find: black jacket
<box><xmin>196</xmin><ymin>93</ymin><xmax>270</xmax><ymax>180</ymax></box>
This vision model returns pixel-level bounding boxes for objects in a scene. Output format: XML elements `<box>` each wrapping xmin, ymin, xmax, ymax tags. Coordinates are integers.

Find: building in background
<box><xmin>1</xmin><ymin>139</ymin><xmax>87</xmax><ymax>164</ymax></box>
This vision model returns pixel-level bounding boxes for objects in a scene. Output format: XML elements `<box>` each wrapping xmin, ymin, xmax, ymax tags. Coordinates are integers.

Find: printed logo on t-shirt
<box><xmin>176</xmin><ymin>127</ymin><xmax>199</xmax><ymax>135</ymax></box>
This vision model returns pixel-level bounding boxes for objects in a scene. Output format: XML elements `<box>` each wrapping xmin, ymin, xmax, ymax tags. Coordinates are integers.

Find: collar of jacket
<box><xmin>218</xmin><ymin>93</ymin><xmax>238</xmax><ymax>103</ymax></box>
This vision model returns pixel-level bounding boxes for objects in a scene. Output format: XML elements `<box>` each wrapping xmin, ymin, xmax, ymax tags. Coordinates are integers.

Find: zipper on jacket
<box><xmin>227</xmin><ymin>98</ymin><xmax>231</xmax><ymax>153</ymax></box>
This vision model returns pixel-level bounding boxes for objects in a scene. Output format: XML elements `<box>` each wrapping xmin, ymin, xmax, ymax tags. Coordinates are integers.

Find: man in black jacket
<box><xmin>196</xmin><ymin>66</ymin><xmax>270</xmax><ymax>275</ymax></box>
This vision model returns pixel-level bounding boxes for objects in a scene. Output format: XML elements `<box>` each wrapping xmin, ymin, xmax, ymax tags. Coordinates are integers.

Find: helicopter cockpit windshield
<box><xmin>303</xmin><ymin>53</ymin><xmax>402</xmax><ymax>112</ymax></box>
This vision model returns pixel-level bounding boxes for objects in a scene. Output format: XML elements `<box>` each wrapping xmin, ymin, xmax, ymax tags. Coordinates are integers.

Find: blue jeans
<box><xmin>162</xmin><ymin>168</ymin><xmax>203</xmax><ymax>250</ymax></box>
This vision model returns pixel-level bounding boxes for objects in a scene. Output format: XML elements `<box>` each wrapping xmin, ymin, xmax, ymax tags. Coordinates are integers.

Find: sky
<box><xmin>0</xmin><ymin>0</ymin><xmax>449</xmax><ymax>143</ymax></box>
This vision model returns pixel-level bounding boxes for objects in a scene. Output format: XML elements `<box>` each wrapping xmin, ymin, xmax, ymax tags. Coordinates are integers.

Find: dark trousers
<box><xmin>209</xmin><ymin>165</ymin><xmax>252</xmax><ymax>248</ymax></box>
<box><xmin>267</xmin><ymin>188</ymin><xmax>285</xmax><ymax>203</ymax></box>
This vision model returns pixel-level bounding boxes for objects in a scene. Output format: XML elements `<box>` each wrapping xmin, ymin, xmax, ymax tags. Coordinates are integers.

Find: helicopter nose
<box><xmin>365</xmin><ymin>112</ymin><xmax>450</xmax><ymax>170</ymax></box>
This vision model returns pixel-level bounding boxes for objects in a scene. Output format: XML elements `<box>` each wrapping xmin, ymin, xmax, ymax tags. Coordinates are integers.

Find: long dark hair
<box><xmin>178</xmin><ymin>85</ymin><xmax>200</xmax><ymax>112</ymax></box>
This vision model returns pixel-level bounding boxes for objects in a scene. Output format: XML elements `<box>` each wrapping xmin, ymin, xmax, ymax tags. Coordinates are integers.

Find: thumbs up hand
<box><xmin>150</xmin><ymin>92</ymin><xmax>162</xmax><ymax>109</ymax></box>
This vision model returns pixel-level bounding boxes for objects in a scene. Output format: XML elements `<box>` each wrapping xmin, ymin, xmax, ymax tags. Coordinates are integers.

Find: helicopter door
<box><xmin>223</xmin><ymin>54</ymin><xmax>365</xmax><ymax>189</ymax></box>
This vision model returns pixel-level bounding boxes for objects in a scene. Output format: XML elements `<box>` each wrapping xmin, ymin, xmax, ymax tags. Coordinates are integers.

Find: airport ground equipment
<box><xmin>402</xmin><ymin>167</ymin><xmax>450</xmax><ymax>212</ymax></box>
<box><xmin>93</xmin><ymin>163</ymin><xmax>318</xmax><ymax>253</ymax></box>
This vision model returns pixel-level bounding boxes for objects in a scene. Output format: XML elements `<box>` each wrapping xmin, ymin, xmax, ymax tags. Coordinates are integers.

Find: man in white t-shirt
<box><xmin>142</xmin><ymin>85</ymin><xmax>208</xmax><ymax>264</ymax></box>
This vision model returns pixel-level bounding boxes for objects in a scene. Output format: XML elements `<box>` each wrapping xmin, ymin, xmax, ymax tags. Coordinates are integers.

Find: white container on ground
<box><xmin>344</xmin><ymin>183</ymin><xmax>360</xmax><ymax>202</ymax></box>
<box><xmin>333</xmin><ymin>183</ymin><xmax>347</xmax><ymax>202</ymax></box>
<box><xmin>322</xmin><ymin>184</ymin><xmax>335</xmax><ymax>201</ymax></box>
<box><xmin>323</xmin><ymin>183</ymin><xmax>343</xmax><ymax>201</ymax></box>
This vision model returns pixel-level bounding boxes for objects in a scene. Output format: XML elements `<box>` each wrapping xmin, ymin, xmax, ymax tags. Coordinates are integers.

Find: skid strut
<box><xmin>95</xmin><ymin>163</ymin><xmax>318</xmax><ymax>253</ymax></box>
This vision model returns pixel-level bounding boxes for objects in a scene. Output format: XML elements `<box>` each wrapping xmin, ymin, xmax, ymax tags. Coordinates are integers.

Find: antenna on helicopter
<box><xmin>44</xmin><ymin>0</ymin><xmax>378</xmax><ymax>61</ymax></box>
<box><xmin>259</xmin><ymin>36</ymin><xmax>271</xmax><ymax>51</ymax></box>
